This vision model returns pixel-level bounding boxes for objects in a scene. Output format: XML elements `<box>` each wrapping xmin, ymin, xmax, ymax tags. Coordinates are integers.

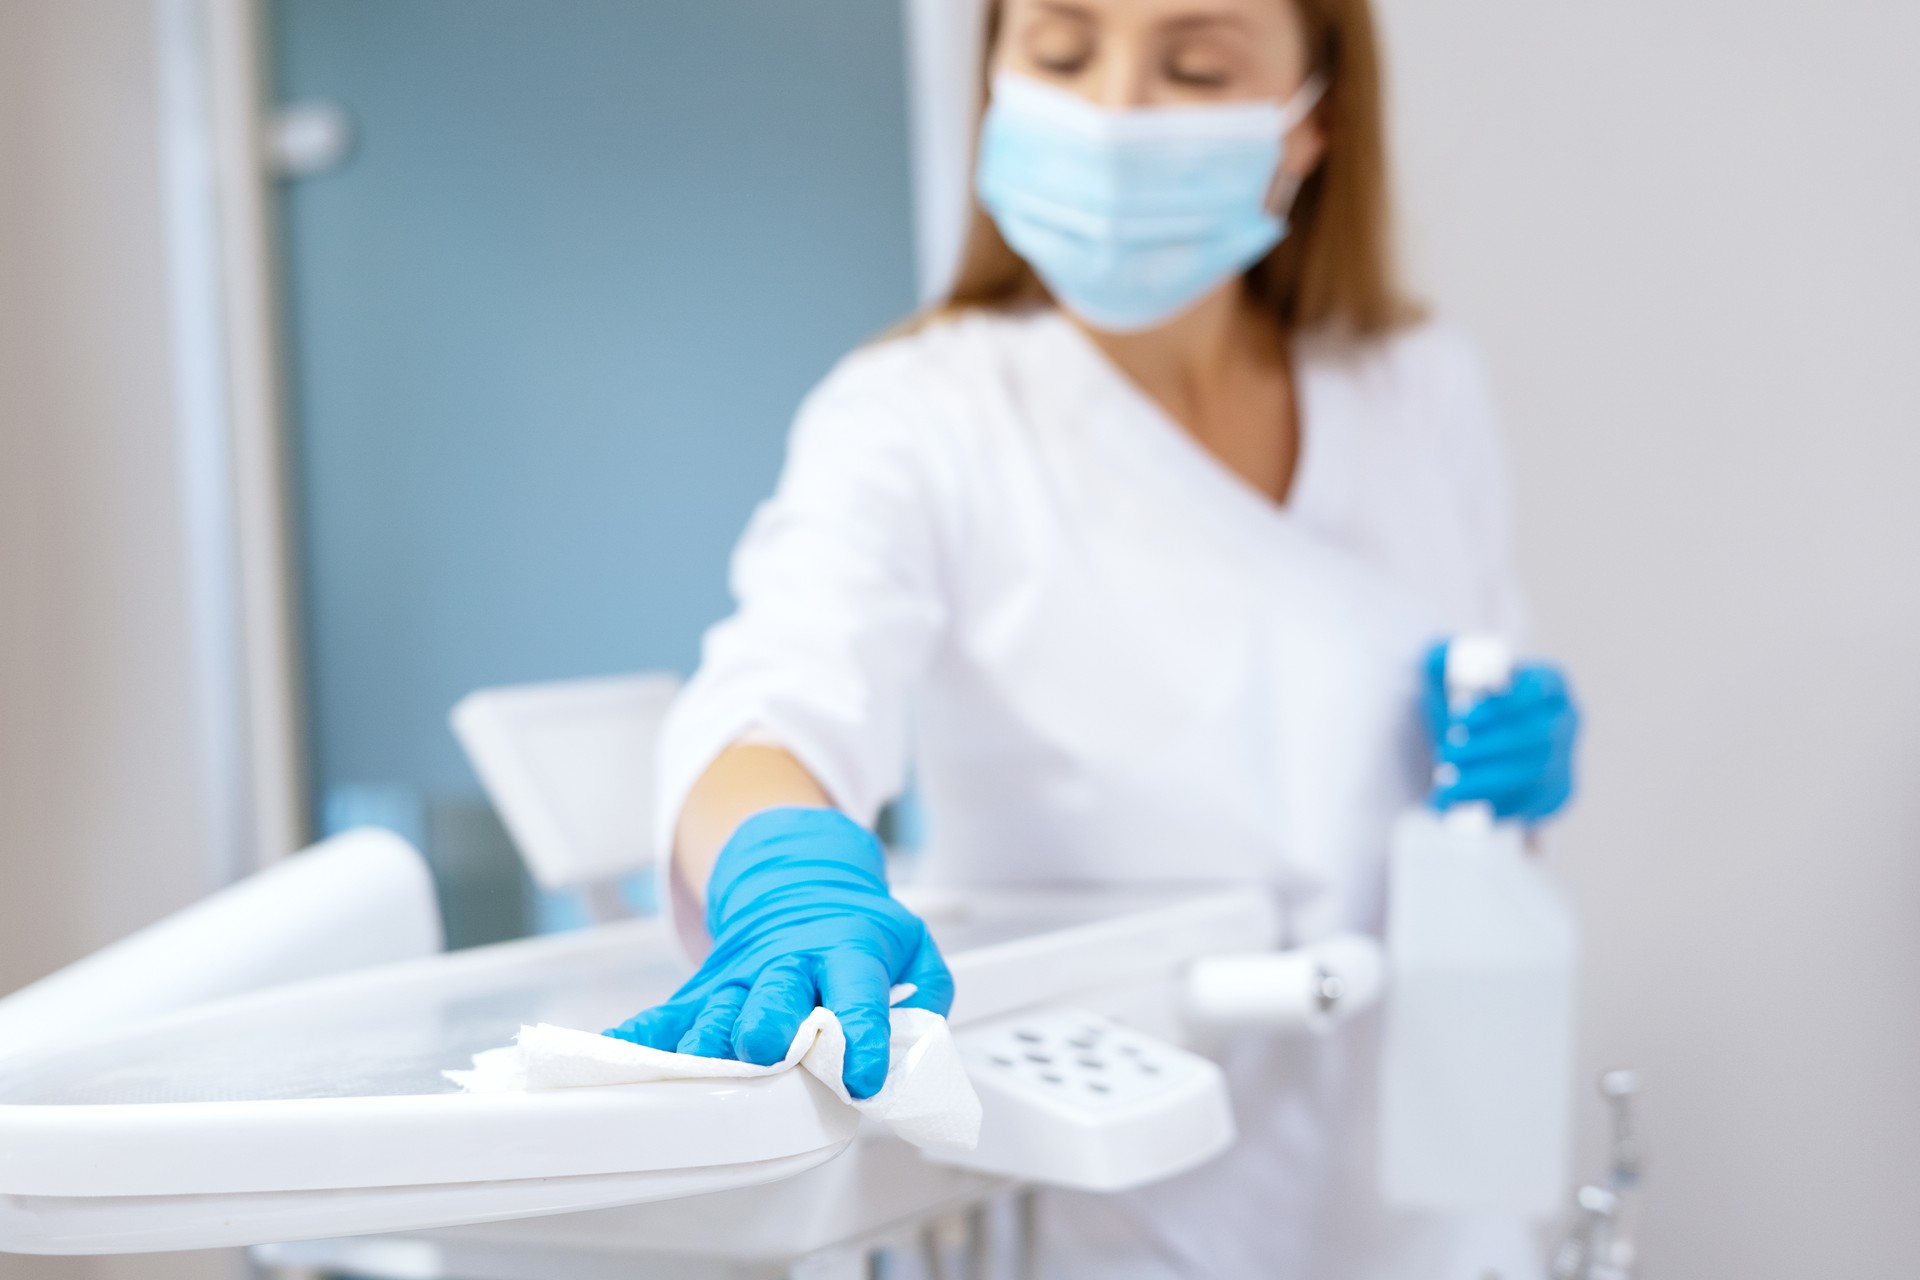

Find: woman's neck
<box><xmin>1067</xmin><ymin>281</ymin><xmax>1302</xmax><ymax>504</ymax></box>
<box><xmin>1070</xmin><ymin>282</ymin><xmax>1287</xmax><ymax>429</ymax></box>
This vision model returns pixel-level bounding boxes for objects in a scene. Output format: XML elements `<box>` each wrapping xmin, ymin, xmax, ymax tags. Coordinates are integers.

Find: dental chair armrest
<box><xmin>0</xmin><ymin>828</ymin><xmax>442</xmax><ymax>1058</ymax></box>
<box><xmin>1183</xmin><ymin>933</ymin><xmax>1386</xmax><ymax>1034</ymax></box>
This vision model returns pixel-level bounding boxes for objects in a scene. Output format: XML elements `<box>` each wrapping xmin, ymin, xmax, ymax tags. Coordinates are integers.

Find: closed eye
<box><xmin>1160</xmin><ymin>18</ymin><xmax>1253</xmax><ymax>91</ymax></box>
<box><xmin>1021</xmin><ymin>6</ymin><xmax>1096</xmax><ymax>75</ymax></box>
<box><xmin>1165</xmin><ymin>48</ymin><xmax>1233</xmax><ymax>87</ymax></box>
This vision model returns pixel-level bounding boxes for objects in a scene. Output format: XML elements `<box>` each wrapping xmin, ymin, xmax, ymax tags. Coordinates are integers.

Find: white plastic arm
<box><xmin>1183</xmin><ymin>933</ymin><xmax>1387</xmax><ymax>1034</ymax></box>
<box><xmin>0</xmin><ymin>828</ymin><xmax>442</xmax><ymax>1057</ymax></box>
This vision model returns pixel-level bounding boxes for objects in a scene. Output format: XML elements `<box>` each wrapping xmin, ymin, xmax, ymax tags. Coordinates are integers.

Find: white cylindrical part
<box><xmin>1184</xmin><ymin>934</ymin><xmax>1386</xmax><ymax>1033</ymax></box>
<box><xmin>0</xmin><ymin>828</ymin><xmax>442</xmax><ymax>1057</ymax></box>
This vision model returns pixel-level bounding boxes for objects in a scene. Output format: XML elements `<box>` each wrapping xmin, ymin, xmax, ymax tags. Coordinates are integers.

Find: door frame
<box><xmin>154</xmin><ymin>0</ymin><xmax>308</xmax><ymax>877</ymax></box>
<box><xmin>903</xmin><ymin>0</ymin><xmax>986</xmax><ymax>304</ymax></box>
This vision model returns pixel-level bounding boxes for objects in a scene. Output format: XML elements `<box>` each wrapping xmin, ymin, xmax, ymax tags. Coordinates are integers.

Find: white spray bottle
<box><xmin>1378</xmin><ymin>635</ymin><xmax>1579</xmax><ymax>1216</ymax></box>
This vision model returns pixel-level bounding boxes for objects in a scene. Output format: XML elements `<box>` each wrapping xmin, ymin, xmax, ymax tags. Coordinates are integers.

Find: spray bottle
<box><xmin>1378</xmin><ymin>635</ymin><xmax>1579</xmax><ymax>1216</ymax></box>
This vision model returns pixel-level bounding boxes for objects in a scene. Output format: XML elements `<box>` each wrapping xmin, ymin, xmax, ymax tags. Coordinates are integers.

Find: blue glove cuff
<box><xmin>705</xmin><ymin>806</ymin><xmax>888</xmax><ymax>938</ymax></box>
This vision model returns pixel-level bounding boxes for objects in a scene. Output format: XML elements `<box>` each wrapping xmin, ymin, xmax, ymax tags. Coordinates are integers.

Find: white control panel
<box><xmin>931</xmin><ymin>1010</ymin><xmax>1235</xmax><ymax>1193</ymax></box>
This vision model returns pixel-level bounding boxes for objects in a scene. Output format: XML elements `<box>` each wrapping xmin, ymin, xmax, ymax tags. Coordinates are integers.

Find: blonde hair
<box><xmin>927</xmin><ymin>0</ymin><xmax>1421</xmax><ymax>339</ymax></box>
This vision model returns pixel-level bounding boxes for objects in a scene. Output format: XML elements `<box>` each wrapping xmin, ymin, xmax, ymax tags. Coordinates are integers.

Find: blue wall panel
<box><xmin>271</xmin><ymin>1</ymin><xmax>918</xmax><ymax>937</ymax></box>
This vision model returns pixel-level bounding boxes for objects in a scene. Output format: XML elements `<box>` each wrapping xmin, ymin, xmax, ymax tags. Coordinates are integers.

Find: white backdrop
<box><xmin>906</xmin><ymin>0</ymin><xmax>1920</xmax><ymax>1273</ymax></box>
<box><xmin>1382</xmin><ymin>0</ymin><xmax>1920</xmax><ymax>1274</ymax></box>
<box><xmin>1380</xmin><ymin>0</ymin><xmax>1920</xmax><ymax>1273</ymax></box>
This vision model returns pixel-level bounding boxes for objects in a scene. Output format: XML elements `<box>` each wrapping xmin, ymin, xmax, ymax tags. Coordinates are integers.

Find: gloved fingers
<box><xmin>1422</xmin><ymin>651</ymin><xmax>1578</xmax><ymax>823</ymax></box>
<box><xmin>1438</xmin><ymin>715</ymin><xmax>1568</xmax><ymax>765</ymax></box>
<box><xmin>1437</xmin><ymin>761</ymin><xmax>1574</xmax><ymax>821</ymax></box>
<box><xmin>1512</xmin><ymin>775</ymin><xmax>1574</xmax><ymax>823</ymax></box>
<box><xmin>892</xmin><ymin>928</ymin><xmax>956</xmax><ymax>1016</ymax></box>
<box><xmin>733</xmin><ymin>954</ymin><xmax>820</xmax><ymax>1067</ymax></box>
<box><xmin>1508</xmin><ymin>664</ymin><xmax>1568</xmax><ymax>701</ymax></box>
<box><xmin>1484</xmin><ymin>773</ymin><xmax>1572</xmax><ymax>822</ymax></box>
<box><xmin>1434</xmin><ymin>753</ymin><xmax>1555</xmax><ymax>807</ymax></box>
<box><xmin>819</xmin><ymin>948</ymin><xmax>896</xmax><ymax>1100</ymax></box>
<box><xmin>675</xmin><ymin>982</ymin><xmax>749</xmax><ymax>1059</ymax></box>
<box><xmin>1457</xmin><ymin>694</ymin><xmax>1568</xmax><ymax>742</ymax></box>
<box><xmin>604</xmin><ymin>996</ymin><xmax>699</xmax><ymax>1050</ymax></box>
<box><xmin>1459</xmin><ymin>667</ymin><xmax>1570</xmax><ymax>730</ymax></box>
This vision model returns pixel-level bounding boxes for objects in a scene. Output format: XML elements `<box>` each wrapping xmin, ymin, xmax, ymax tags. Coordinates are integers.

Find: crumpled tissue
<box><xmin>447</xmin><ymin>1005</ymin><xmax>981</xmax><ymax>1155</ymax></box>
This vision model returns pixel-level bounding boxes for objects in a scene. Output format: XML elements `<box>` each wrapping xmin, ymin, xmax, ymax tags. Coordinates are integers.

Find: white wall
<box><xmin>1378</xmin><ymin>0</ymin><xmax>1920</xmax><ymax>1273</ymax></box>
<box><xmin>0</xmin><ymin>0</ymin><xmax>217</xmax><ymax>989</ymax></box>
<box><xmin>0</xmin><ymin>0</ymin><xmax>242</xmax><ymax>1276</ymax></box>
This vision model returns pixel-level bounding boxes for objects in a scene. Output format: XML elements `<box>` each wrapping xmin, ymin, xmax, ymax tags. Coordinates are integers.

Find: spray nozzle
<box><xmin>1444</xmin><ymin>634</ymin><xmax>1514</xmax><ymax>713</ymax></box>
<box><xmin>1434</xmin><ymin>635</ymin><xmax>1515</xmax><ymax>827</ymax></box>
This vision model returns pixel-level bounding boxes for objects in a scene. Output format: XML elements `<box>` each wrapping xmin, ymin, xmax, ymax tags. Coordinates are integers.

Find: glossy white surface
<box><xmin>0</xmin><ymin>917</ymin><xmax>854</xmax><ymax>1198</ymax></box>
<box><xmin>0</xmin><ymin>886</ymin><xmax>1274</xmax><ymax>1255</ymax></box>
<box><xmin>0</xmin><ymin>1147</ymin><xmax>846</xmax><ymax>1256</ymax></box>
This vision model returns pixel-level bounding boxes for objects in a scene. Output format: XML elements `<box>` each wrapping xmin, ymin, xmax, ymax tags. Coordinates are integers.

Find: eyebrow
<box><xmin>1161</xmin><ymin>13</ymin><xmax>1257</xmax><ymax>35</ymax></box>
<box><xmin>1027</xmin><ymin>2</ymin><xmax>1253</xmax><ymax>30</ymax></box>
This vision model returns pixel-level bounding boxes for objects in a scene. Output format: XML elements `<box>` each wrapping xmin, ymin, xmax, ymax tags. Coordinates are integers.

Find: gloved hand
<box><xmin>604</xmin><ymin>806</ymin><xmax>952</xmax><ymax>1099</ymax></box>
<box><xmin>1421</xmin><ymin>640</ymin><xmax>1581</xmax><ymax>823</ymax></box>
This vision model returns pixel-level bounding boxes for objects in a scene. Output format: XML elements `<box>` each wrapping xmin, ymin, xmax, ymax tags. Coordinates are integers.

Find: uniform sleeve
<box><xmin>1432</xmin><ymin>331</ymin><xmax>1532</xmax><ymax>645</ymax></box>
<box><xmin>651</xmin><ymin>349</ymin><xmax>962</xmax><ymax>899</ymax></box>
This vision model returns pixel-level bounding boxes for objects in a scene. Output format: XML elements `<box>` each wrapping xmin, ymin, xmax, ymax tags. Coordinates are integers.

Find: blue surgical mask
<box><xmin>975</xmin><ymin>72</ymin><xmax>1326</xmax><ymax>333</ymax></box>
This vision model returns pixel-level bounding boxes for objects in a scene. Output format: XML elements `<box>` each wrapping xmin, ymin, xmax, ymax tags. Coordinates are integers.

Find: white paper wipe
<box><xmin>447</xmin><ymin>1006</ymin><xmax>981</xmax><ymax>1155</ymax></box>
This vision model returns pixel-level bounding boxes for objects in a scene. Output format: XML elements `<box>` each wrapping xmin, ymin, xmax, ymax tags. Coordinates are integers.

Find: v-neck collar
<box><xmin>1031</xmin><ymin>309</ymin><xmax>1343</xmax><ymax>551</ymax></box>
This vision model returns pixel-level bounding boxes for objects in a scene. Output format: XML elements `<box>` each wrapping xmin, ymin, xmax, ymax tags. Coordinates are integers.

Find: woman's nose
<box><xmin>1080</xmin><ymin>45</ymin><xmax>1154</xmax><ymax>109</ymax></box>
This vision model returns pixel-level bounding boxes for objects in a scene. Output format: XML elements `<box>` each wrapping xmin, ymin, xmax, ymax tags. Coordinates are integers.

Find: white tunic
<box><xmin>655</xmin><ymin>307</ymin><xmax>1538</xmax><ymax>1278</ymax></box>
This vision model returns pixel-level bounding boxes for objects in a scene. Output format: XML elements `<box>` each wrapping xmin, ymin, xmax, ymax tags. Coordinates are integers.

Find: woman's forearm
<box><xmin>672</xmin><ymin>743</ymin><xmax>833</xmax><ymax>905</ymax></box>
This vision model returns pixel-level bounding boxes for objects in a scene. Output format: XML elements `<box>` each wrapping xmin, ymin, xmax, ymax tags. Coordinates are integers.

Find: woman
<box><xmin>612</xmin><ymin>0</ymin><xmax>1580</xmax><ymax>1274</ymax></box>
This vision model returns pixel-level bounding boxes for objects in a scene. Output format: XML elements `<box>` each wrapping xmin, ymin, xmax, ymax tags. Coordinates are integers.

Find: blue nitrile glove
<box><xmin>1421</xmin><ymin>640</ymin><xmax>1581</xmax><ymax>823</ymax></box>
<box><xmin>604</xmin><ymin>806</ymin><xmax>952</xmax><ymax>1099</ymax></box>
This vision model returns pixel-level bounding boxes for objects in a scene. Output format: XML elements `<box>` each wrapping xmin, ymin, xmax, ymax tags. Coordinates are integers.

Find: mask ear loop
<box><xmin>1265</xmin><ymin>73</ymin><xmax>1330</xmax><ymax>216</ymax></box>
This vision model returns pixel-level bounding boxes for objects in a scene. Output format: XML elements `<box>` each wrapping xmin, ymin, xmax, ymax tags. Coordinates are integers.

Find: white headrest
<box><xmin>451</xmin><ymin>673</ymin><xmax>681</xmax><ymax>891</ymax></box>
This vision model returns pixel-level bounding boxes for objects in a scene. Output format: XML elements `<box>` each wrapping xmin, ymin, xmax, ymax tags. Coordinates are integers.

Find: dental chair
<box><xmin>0</xmin><ymin>673</ymin><xmax>1364</xmax><ymax>1279</ymax></box>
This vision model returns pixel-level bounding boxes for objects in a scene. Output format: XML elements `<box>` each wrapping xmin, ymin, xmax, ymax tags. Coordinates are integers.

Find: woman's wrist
<box><xmin>672</xmin><ymin>742</ymin><xmax>833</xmax><ymax>905</ymax></box>
<box><xmin>705</xmin><ymin>807</ymin><xmax>887</xmax><ymax>938</ymax></box>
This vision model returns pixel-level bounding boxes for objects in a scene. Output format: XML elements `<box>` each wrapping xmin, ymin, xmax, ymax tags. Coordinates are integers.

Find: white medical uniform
<box><xmin>655</xmin><ymin>307</ymin><xmax>1538</xmax><ymax>1279</ymax></box>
